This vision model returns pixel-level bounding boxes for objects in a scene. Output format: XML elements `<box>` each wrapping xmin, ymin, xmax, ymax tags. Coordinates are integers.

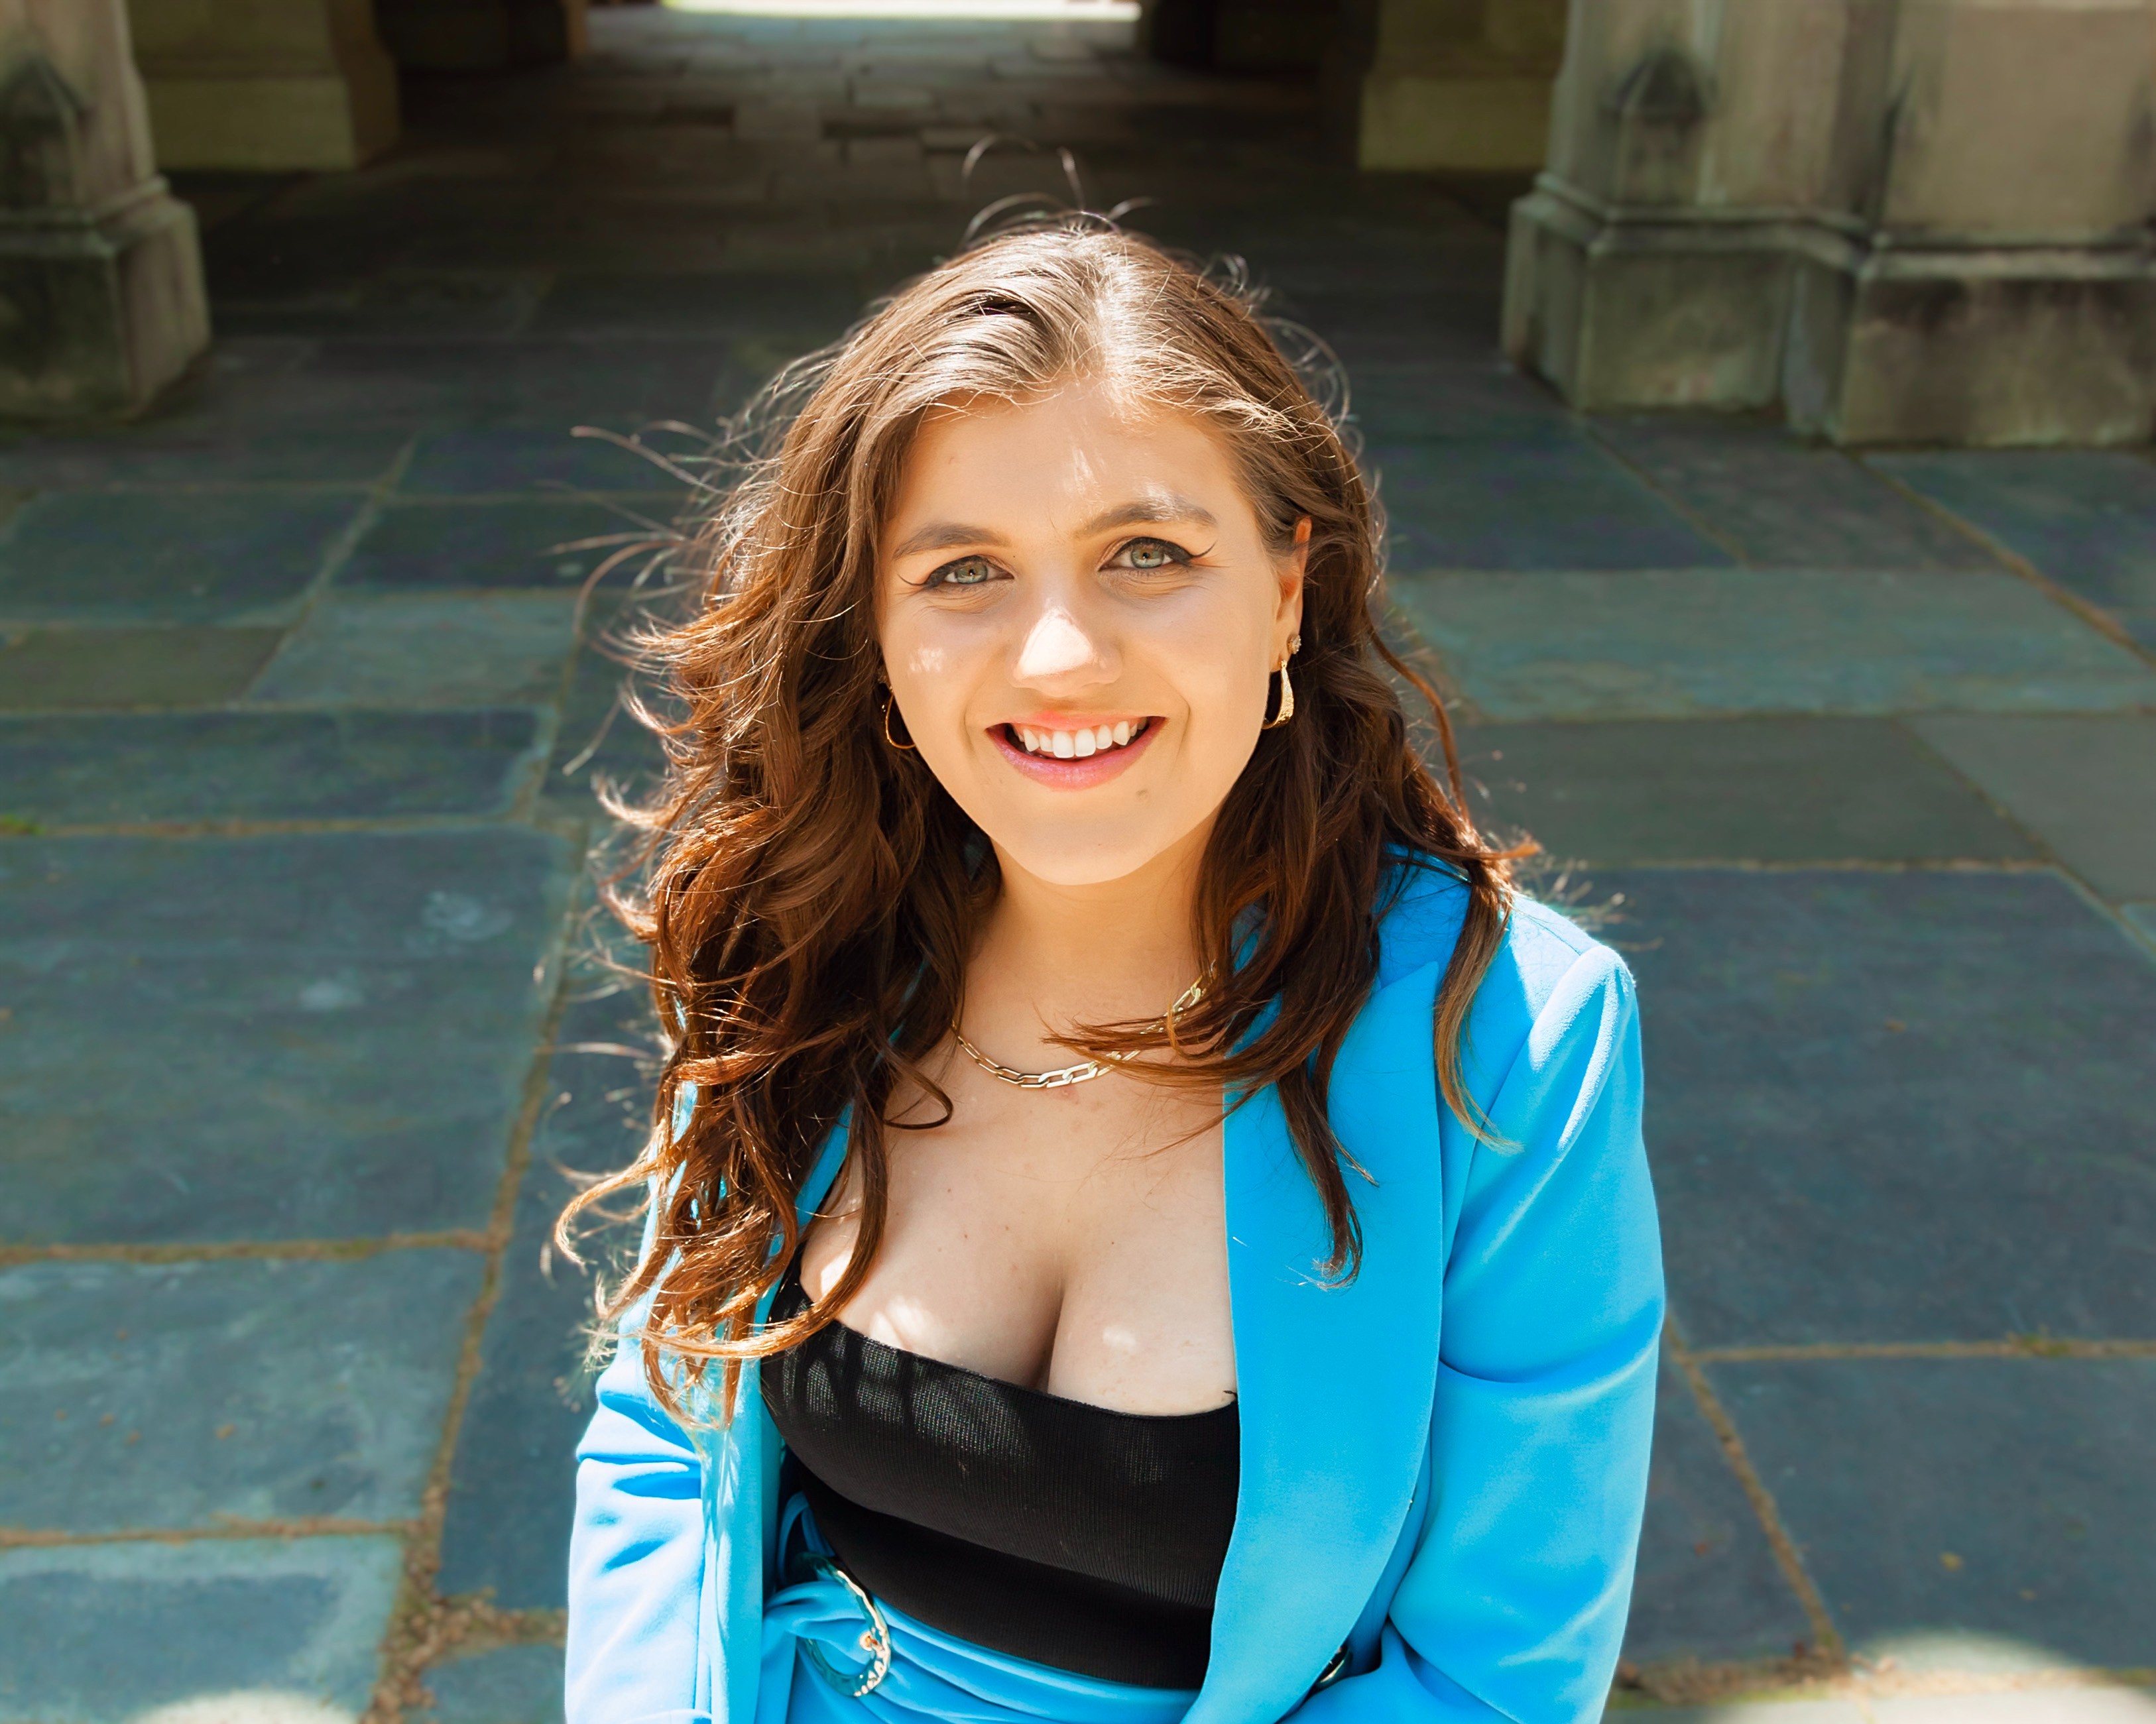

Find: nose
<box><xmin>1012</xmin><ymin>602</ymin><xmax>1114</xmax><ymax>689</ymax></box>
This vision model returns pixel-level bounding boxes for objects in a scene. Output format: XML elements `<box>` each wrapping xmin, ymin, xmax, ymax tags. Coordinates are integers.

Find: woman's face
<box><xmin>876</xmin><ymin>379</ymin><xmax>1305</xmax><ymax>888</ymax></box>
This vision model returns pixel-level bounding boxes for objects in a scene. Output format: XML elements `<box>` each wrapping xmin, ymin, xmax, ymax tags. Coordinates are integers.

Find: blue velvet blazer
<box><xmin>566</xmin><ymin>864</ymin><xmax>1665</xmax><ymax>1724</ymax></box>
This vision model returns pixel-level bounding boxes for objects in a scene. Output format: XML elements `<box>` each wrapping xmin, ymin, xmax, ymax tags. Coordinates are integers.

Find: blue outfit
<box><xmin>566</xmin><ymin>864</ymin><xmax>1665</xmax><ymax>1724</ymax></box>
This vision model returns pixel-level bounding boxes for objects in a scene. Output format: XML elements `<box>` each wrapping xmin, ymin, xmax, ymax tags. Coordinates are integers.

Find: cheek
<box><xmin>1154</xmin><ymin>597</ymin><xmax>1274</xmax><ymax>730</ymax></box>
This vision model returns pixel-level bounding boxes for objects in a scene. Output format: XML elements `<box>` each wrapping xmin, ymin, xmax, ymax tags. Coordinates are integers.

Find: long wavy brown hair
<box><xmin>560</xmin><ymin>221</ymin><xmax>1522</xmax><ymax>1422</ymax></box>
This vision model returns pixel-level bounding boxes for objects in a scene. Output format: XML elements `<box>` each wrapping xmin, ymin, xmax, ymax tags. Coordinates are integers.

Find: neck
<box><xmin>968</xmin><ymin>823</ymin><xmax>1211</xmax><ymax>1052</ymax></box>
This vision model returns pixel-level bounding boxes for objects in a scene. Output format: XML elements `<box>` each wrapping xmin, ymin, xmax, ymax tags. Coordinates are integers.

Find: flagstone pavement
<box><xmin>2</xmin><ymin>7</ymin><xmax>2153</xmax><ymax>1722</ymax></box>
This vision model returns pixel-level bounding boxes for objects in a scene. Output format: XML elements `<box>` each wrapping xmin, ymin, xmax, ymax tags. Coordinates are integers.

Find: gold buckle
<box><xmin>799</xmin><ymin>1555</ymin><xmax>894</xmax><ymax>1699</ymax></box>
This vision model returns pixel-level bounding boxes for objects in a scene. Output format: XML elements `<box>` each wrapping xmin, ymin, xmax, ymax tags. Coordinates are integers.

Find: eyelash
<box><xmin>918</xmin><ymin>538</ymin><xmax>1194</xmax><ymax>590</ymax></box>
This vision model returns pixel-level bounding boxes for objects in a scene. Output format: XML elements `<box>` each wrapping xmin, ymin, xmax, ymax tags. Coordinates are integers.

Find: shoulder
<box><xmin>1372</xmin><ymin>858</ymin><xmax>1635</xmax><ymax>1085</ymax></box>
<box><xmin>1375</xmin><ymin>856</ymin><xmax>1624</xmax><ymax>1000</ymax></box>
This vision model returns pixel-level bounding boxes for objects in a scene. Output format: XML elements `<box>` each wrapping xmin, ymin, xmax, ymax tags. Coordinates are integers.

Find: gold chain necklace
<box><xmin>950</xmin><ymin>976</ymin><xmax>1207</xmax><ymax>1090</ymax></box>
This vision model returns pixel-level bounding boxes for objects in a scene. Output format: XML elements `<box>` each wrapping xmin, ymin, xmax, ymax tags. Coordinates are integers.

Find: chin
<box><xmin>991</xmin><ymin>825</ymin><xmax>1187</xmax><ymax>890</ymax></box>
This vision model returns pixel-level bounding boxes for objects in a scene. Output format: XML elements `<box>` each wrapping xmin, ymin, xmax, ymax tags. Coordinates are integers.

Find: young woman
<box><xmin>561</xmin><ymin>224</ymin><xmax>1663</xmax><ymax>1724</ymax></box>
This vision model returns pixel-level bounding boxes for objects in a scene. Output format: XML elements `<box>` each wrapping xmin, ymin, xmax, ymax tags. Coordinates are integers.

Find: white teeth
<box><xmin>1015</xmin><ymin>722</ymin><xmax>1144</xmax><ymax>758</ymax></box>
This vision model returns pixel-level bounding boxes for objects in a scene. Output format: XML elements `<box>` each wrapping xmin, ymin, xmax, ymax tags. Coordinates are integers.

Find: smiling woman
<box><xmin>558</xmin><ymin>224</ymin><xmax>1664</xmax><ymax>1724</ymax></box>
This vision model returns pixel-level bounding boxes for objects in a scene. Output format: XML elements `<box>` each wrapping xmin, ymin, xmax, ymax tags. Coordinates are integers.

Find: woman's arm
<box><xmin>1305</xmin><ymin>942</ymin><xmax>1665</xmax><ymax>1724</ymax></box>
<box><xmin>566</xmin><ymin>1148</ymin><xmax>711</xmax><ymax>1724</ymax></box>
<box><xmin>564</xmin><ymin>1335</ymin><xmax>711</xmax><ymax>1724</ymax></box>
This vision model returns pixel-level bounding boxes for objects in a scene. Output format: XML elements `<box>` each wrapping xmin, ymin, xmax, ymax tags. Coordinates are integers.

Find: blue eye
<box><xmin>928</xmin><ymin>556</ymin><xmax>997</xmax><ymax>588</ymax></box>
<box><xmin>1118</xmin><ymin>538</ymin><xmax>1185</xmax><ymax>571</ymax></box>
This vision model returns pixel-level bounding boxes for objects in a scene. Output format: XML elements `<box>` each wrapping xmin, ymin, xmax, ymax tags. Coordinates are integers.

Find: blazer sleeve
<box><xmin>1303</xmin><ymin>943</ymin><xmax>1665</xmax><ymax>1724</ymax></box>
<box><xmin>565</xmin><ymin>1182</ymin><xmax>712</xmax><ymax>1724</ymax></box>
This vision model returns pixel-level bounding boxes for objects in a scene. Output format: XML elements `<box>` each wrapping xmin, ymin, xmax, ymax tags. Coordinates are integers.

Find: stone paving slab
<box><xmin>1869</xmin><ymin>452</ymin><xmax>2156</xmax><ymax>649</ymax></box>
<box><xmin>1710</xmin><ymin>1359</ymin><xmax>2156</xmax><ymax>1672</ymax></box>
<box><xmin>1396</xmin><ymin>570</ymin><xmax>2156</xmax><ymax>720</ymax></box>
<box><xmin>414</xmin><ymin>1645</ymin><xmax>566</xmax><ymax>1724</ymax></box>
<box><xmin>0</xmin><ymin>1534</ymin><xmax>402</xmax><ymax>1723</ymax></box>
<box><xmin>1456</xmin><ymin>719</ymin><xmax>2037</xmax><ymax>865</ymax></box>
<box><xmin>0</xmin><ymin>709</ymin><xmax>546</xmax><ymax>825</ymax></box>
<box><xmin>215</xmin><ymin>267</ymin><xmax>553</xmax><ymax>343</ymax></box>
<box><xmin>1601</xmin><ymin>868</ymin><xmax>2156</xmax><ymax>1347</ymax></box>
<box><xmin>0</xmin><ymin>425</ymin><xmax>414</xmax><ymax>489</ymax></box>
<box><xmin>340</xmin><ymin>498</ymin><xmax>676</xmax><ymax>591</ymax></box>
<box><xmin>398</xmin><ymin>431</ymin><xmax>702</xmax><ymax>500</ymax></box>
<box><xmin>1625</xmin><ymin>1356</ymin><xmax>1812</xmax><ymax>1665</ymax></box>
<box><xmin>1279</xmin><ymin>282</ymin><xmax>1507</xmax><ymax>366</ymax></box>
<box><xmin>247</xmin><ymin>595</ymin><xmax>583</xmax><ymax>709</ymax></box>
<box><xmin>1588</xmin><ymin>420</ymin><xmax>2000</xmax><ymax>572</ymax></box>
<box><xmin>298</xmin><ymin>338</ymin><xmax>740</xmax><ymax>430</ymax></box>
<box><xmin>0</xmin><ymin>490</ymin><xmax>367</xmax><ymax>627</ymax></box>
<box><xmin>1905</xmin><ymin>716</ymin><xmax>2156</xmax><ymax>903</ymax></box>
<box><xmin>0</xmin><ymin>627</ymin><xmax>285</xmax><ymax>712</ymax></box>
<box><xmin>1345</xmin><ymin>360</ymin><xmax>1575</xmax><ymax>444</ymax></box>
<box><xmin>438</xmin><ymin>966</ymin><xmax>652</xmax><ymax>1609</ymax></box>
<box><xmin>0</xmin><ymin>829</ymin><xmax>569</xmax><ymax>1244</ymax></box>
<box><xmin>0</xmin><ymin>1252</ymin><xmax>481</xmax><ymax>1532</ymax></box>
<box><xmin>1374</xmin><ymin>437</ymin><xmax>1734</xmax><ymax>572</ymax></box>
<box><xmin>540</xmin><ymin>616</ymin><xmax>674</xmax><ymax>819</ymax></box>
<box><xmin>530</xmin><ymin>270</ymin><xmax>867</xmax><ymax>340</ymax></box>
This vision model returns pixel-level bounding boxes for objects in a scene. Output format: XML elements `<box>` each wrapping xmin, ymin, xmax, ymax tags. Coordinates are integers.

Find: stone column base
<box><xmin>1791</xmin><ymin>243</ymin><xmax>2156</xmax><ymax>447</ymax></box>
<box><xmin>1504</xmin><ymin>177</ymin><xmax>2156</xmax><ymax>447</ymax></box>
<box><xmin>0</xmin><ymin>180</ymin><xmax>211</xmax><ymax>419</ymax></box>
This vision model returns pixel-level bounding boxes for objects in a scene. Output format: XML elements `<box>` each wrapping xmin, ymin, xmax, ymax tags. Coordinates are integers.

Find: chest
<box><xmin>797</xmin><ymin>1056</ymin><xmax>1236</xmax><ymax>1414</ymax></box>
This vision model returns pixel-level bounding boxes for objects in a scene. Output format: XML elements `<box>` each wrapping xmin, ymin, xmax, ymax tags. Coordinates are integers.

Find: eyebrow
<box><xmin>888</xmin><ymin>495</ymin><xmax>1219</xmax><ymax>561</ymax></box>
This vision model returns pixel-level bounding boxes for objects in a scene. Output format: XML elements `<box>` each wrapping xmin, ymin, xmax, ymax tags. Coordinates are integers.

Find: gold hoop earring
<box><xmin>881</xmin><ymin>691</ymin><xmax>916</xmax><ymax>752</ymax></box>
<box><xmin>1262</xmin><ymin>634</ymin><xmax>1301</xmax><ymax>730</ymax></box>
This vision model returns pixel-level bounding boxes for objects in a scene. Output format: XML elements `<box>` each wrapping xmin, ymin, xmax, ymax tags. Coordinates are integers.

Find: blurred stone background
<box><xmin>0</xmin><ymin>1</ymin><xmax>2151</xmax><ymax>1721</ymax></box>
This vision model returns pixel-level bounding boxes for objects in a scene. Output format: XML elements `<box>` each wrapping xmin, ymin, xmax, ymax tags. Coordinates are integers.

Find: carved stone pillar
<box><xmin>1327</xmin><ymin>0</ymin><xmax>1567</xmax><ymax>170</ymax></box>
<box><xmin>0</xmin><ymin>0</ymin><xmax>210</xmax><ymax>418</ymax></box>
<box><xmin>124</xmin><ymin>0</ymin><xmax>398</xmax><ymax>170</ymax></box>
<box><xmin>1503</xmin><ymin>0</ymin><xmax>2156</xmax><ymax>445</ymax></box>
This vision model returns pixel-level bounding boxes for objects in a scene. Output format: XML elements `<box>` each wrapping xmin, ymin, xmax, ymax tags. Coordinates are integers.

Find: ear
<box><xmin>1276</xmin><ymin>517</ymin><xmax>1311</xmax><ymax>642</ymax></box>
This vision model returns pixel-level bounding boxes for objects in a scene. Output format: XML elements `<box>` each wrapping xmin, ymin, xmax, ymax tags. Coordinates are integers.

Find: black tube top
<box><xmin>760</xmin><ymin>1257</ymin><xmax>1239</xmax><ymax>1688</ymax></box>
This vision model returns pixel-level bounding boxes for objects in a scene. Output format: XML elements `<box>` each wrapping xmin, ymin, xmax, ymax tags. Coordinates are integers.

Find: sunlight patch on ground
<box><xmin>666</xmin><ymin>0</ymin><xmax>1136</xmax><ymax>18</ymax></box>
<box><xmin>132</xmin><ymin>1697</ymin><xmax>354</xmax><ymax>1724</ymax></box>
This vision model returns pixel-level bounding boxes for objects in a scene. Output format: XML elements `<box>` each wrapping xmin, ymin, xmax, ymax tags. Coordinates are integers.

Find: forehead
<box><xmin>890</xmin><ymin>382</ymin><xmax>1246</xmax><ymax>518</ymax></box>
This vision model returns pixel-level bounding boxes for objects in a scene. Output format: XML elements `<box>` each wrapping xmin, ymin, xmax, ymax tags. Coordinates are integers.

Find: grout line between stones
<box><xmin>1694</xmin><ymin>1337</ymin><xmax>2156</xmax><ymax>1363</ymax></box>
<box><xmin>0</xmin><ymin>1232</ymin><xmax>490</xmax><ymax>1269</ymax></box>
<box><xmin>1860</xmin><ymin>459</ymin><xmax>2156</xmax><ymax>669</ymax></box>
<box><xmin>5</xmin><ymin>811</ymin><xmax>534</xmax><ymax>842</ymax></box>
<box><xmin>1560</xmin><ymin>856</ymin><xmax>2062</xmax><ymax>875</ymax></box>
<box><xmin>363</xmin><ymin>886</ymin><xmax>584</xmax><ymax>1724</ymax></box>
<box><xmin>231</xmin><ymin>436</ymin><xmax>418</xmax><ymax>707</ymax></box>
<box><xmin>1664</xmin><ymin>1322</ymin><xmax>1845</xmax><ymax>1661</ymax></box>
<box><xmin>1575</xmin><ymin>422</ymin><xmax>1754</xmax><ymax>568</ymax></box>
<box><xmin>0</xmin><ymin>1515</ymin><xmax>414</xmax><ymax>1550</ymax></box>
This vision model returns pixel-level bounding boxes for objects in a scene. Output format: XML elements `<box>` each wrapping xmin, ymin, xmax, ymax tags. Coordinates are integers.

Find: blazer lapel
<box><xmin>1189</xmin><ymin>962</ymin><xmax>1448</xmax><ymax>1724</ymax></box>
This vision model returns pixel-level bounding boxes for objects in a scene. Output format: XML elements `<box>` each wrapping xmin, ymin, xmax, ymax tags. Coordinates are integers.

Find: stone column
<box><xmin>1327</xmin><ymin>0</ymin><xmax>1567</xmax><ymax>170</ymax></box>
<box><xmin>0</xmin><ymin>0</ymin><xmax>210</xmax><ymax>418</ymax></box>
<box><xmin>1504</xmin><ymin>0</ymin><xmax>2156</xmax><ymax>445</ymax></box>
<box><xmin>125</xmin><ymin>0</ymin><xmax>398</xmax><ymax>170</ymax></box>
